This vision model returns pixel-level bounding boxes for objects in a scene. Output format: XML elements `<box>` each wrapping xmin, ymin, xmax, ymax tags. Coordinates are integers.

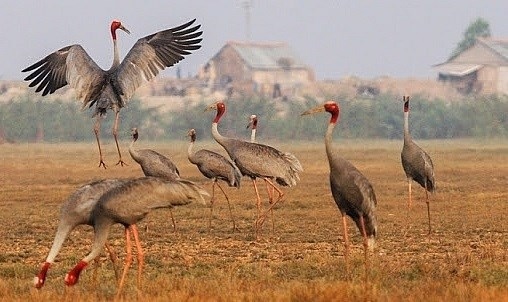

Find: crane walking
<box><xmin>401</xmin><ymin>95</ymin><xmax>435</xmax><ymax>234</ymax></box>
<box><xmin>34</xmin><ymin>179</ymin><xmax>127</xmax><ymax>289</ymax></box>
<box><xmin>246</xmin><ymin>114</ymin><xmax>276</xmax><ymax>231</ymax></box>
<box><xmin>129</xmin><ymin>127</ymin><xmax>180</xmax><ymax>230</ymax></box>
<box><xmin>302</xmin><ymin>101</ymin><xmax>377</xmax><ymax>274</ymax></box>
<box><xmin>63</xmin><ymin>177</ymin><xmax>208</xmax><ymax>298</ymax></box>
<box><xmin>22</xmin><ymin>19</ymin><xmax>202</xmax><ymax>168</ymax></box>
<box><xmin>206</xmin><ymin>101</ymin><xmax>303</xmax><ymax>237</ymax></box>
<box><xmin>187</xmin><ymin>128</ymin><xmax>242</xmax><ymax>231</ymax></box>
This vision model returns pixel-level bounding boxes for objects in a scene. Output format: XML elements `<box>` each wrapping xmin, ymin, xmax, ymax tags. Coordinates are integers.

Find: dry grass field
<box><xmin>0</xmin><ymin>139</ymin><xmax>507</xmax><ymax>301</ymax></box>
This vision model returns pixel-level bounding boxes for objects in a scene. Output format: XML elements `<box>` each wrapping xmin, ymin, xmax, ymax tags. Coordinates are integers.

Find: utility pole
<box><xmin>242</xmin><ymin>0</ymin><xmax>252</xmax><ymax>41</ymax></box>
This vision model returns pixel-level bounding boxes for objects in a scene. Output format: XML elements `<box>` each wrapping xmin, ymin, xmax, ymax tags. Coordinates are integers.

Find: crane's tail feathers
<box><xmin>284</xmin><ymin>152</ymin><xmax>304</xmax><ymax>173</ymax></box>
<box><xmin>177</xmin><ymin>179</ymin><xmax>210</xmax><ymax>205</ymax></box>
<box><xmin>279</xmin><ymin>152</ymin><xmax>303</xmax><ymax>187</ymax></box>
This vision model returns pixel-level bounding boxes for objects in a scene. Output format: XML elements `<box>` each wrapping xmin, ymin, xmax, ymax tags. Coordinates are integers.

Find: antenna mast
<box><xmin>242</xmin><ymin>0</ymin><xmax>252</xmax><ymax>41</ymax></box>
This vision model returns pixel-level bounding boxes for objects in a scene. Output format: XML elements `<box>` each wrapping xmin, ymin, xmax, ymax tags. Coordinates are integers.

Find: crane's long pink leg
<box><xmin>112</xmin><ymin>111</ymin><xmax>127</xmax><ymax>167</ymax></box>
<box><xmin>342</xmin><ymin>214</ymin><xmax>350</xmax><ymax>278</ymax></box>
<box><xmin>425</xmin><ymin>183</ymin><xmax>431</xmax><ymax>235</ymax></box>
<box><xmin>94</xmin><ymin>116</ymin><xmax>107</xmax><ymax>169</ymax></box>
<box><xmin>216</xmin><ymin>181</ymin><xmax>237</xmax><ymax>232</ymax></box>
<box><xmin>257</xmin><ymin>178</ymin><xmax>284</xmax><ymax>230</ymax></box>
<box><xmin>208</xmin><ymin>181</ymin><xmax>217</xmax><ymax>230</ymax></box>
<box><xmin>264</xmin><ymin>181</ymin><xmax>275</xmax><ymax>232</ymax></box>
<box><xmin>130</xmin><ymin>225</ymin><xmax>144</xmax><ymax>294</ymax></box>
<box><xmin>104</xmin><ymin>242</ymin><xmax>120</xmax><ymax>281</ymax></box>
<box><xmin>251</xmin><ymin>178</ymin><xmax>262</xmax><ymax>238</ymax></box>
<box><xmin>359</xmin><ymin>215</ymin><xmax>370</xmax><ymax>282</ymax></box>
<box><xmin>407</xmin><ymin>179</ymin><xmax>412</xmax><ymax>209</ymax></box>
<box><xmin>116</xmin><ymin>227</ymin><xmax>133</xmax><ymax>299</ymax></box>
<box><xmin>169</xmin><ymin>209</ymin><xmax>177</xmax><ymax>232</ymax></box>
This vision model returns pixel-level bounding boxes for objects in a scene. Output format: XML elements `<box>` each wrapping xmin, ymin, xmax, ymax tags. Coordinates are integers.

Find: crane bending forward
<box><xmin>401</xmin><ymin>95</ymin><xmax>435</xmax><ymax>234</ymax></box>
<box><xmin>34</xmin><ymin>179</ymin><xmax>127</xmax><ymax>289</ymax></box>
<box><xmin>302</xmin><ymin>101</ymin><xmax>377</xmax><ymax>273</ymax></box>
<box><xmin>22</xmin><ymin>19</ymin><xmax>202</xmax><ymax>168</ymax></box>
<box><xmin>63</xmin><ymin>177</ymin><xmax>208</xmax><ymax>298</ymax></box>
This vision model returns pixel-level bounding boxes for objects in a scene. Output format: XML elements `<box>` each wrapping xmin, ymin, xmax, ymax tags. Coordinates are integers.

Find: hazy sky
<box><xmin>2</xmin><ymin>1</ymin><xmax>508</xmax><ymax>81</ymax></box>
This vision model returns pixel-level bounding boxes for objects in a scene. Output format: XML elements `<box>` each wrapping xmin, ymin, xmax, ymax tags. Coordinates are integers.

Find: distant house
<box><xmin>199</xmin><ymin>41</ymin><xmax>314</xmax><ymax>98</ymax></box>
<box><xmin>433</xmin><ymin>37</ymin><xmax>508</xmax><ymax>95</ymax></box>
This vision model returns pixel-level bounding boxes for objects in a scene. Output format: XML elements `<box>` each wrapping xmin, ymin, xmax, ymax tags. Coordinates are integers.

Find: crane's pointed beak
<box><xmin>301</xmin><ymin>105</ymin><xmax>325</xmax><ymax>116</ymax></box>
<box><xmin>119</xmin><ymin>25</ymin><xmax>130</xmax><ymax>34</ymax></box>
<box><xmin>204</xmin><ymin>103</ymin><xmax>217</xmax><ymax>112</ymax></box>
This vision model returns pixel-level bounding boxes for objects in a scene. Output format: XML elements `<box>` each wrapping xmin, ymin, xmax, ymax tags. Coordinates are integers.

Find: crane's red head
<box><xmin>301</xmin><ymin>100</ymin><xmax>340</xmax><ymax>124</ymax></box>
<box><xmin>403</xmin><ymin>95</ymin><xmax>410</xmax><ymax>113</ymax></box>
<box><xmin>187</xmin><ymin>128</ymin><xmax>197</xmax><ymax>142</ymax></box>
<box><xmin>206</xmin><ymin>101</ymin><xmax>226</xmax><ymax>123</ymax></box>
<box><xmin>110</xmin><ymin>20</ymin><xmax>130</xmax><ymax>40</ymax></box>
<box><xmin>247</xmin><ymin>114</ymin><xmax>258</xmax><ymax>129</ymax></box>
<box><xmin>131</xmin><ymin>127</ymin><xmax>139</xmax><ymax>141</ymax></box>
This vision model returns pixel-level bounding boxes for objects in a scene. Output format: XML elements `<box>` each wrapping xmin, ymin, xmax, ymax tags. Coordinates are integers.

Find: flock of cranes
<box><xmin>24</xmin><ymin>19</ymin><xmax>436</xmax><ymax>297</ymax></box>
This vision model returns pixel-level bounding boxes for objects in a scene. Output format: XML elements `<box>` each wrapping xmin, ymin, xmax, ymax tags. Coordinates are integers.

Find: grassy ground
<box><xmin>0</xmin><ymin>139</ymin><xmax>507</xmax><ymax>301</ymax></box>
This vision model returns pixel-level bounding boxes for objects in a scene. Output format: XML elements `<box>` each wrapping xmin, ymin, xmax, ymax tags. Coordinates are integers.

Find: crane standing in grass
<box><xmin>129</xmin><ymin>127</ymin><xmax>180</xmax><ymax>230</ymax></box>
<box><xmin>301</xmin><ymin>101</ymin><xmax>377</xmax><ymax>274</ymax></box>
<box><xmin>34</xmin><ymin>179</ymin><xmax>127</xmax><ymax>289</ymax></box>
<box><xmin>22</xmin><ymin>19</ymin><xmax>202</xmax><ymax>168</ymax></box>
<box><xmin>64</xmin><ymin>177</ymin><xmax>208</xmax><ymax>298</ymax></box>
<box><xmin>246</xmin><ymin>114</ymin><xmax>258</xmax><ymax>143</ymax></box>
<box><xmin>186</xmin><ymin>128</ymin><xmax>241</xmax><ymax>231</ymax></box>
<box><xmin>401</xmin><ymin>95</ymin><xmax>435</xmax><ymax>234</ymax></box>
<box><xmin>206</xmin><ymin>101</ymin><xmax>303</xmax><ymax>237</ymax></box>
<box><xmin>246</xmin><ymin>114</ymin><xmax>277</xmax><ymax>231</ymax></box>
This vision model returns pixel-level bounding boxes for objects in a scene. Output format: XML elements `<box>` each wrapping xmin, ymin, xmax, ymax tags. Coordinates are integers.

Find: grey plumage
<box><xmin>209</xmin><ymin>103</ymin><xmax>302</xmax><ymax>187</ymax></box>
<box><xmin>129</xmin><ymin>127</ymin><xmax>180</xmax><ymax>230</ymax></box>
<box><xmin>401</xmin><ymin>95</ymin><xmax>435</xmax><ymax>234</ymax></box>
<box><xmin>187</xmin><ymin>128</ymin><xmax>241</xmax><ymax>230</ymax></box>
<box><xmin>22</xmin><ymin>19</ymin><xmax>202</xmax><ymax>168</ymax></box>
<box><xmin>64</xmin><ymin>177</ymin><xmax>208</xmax><ymax>296</ymax></box>
<box><xmin>207</xmin><ymin>101</ymin><xmax>302</xmax><ymax>235</ymax></box>
<box><xmin>129</xmin><ymin>128</ymin><xmax>180</xmax><ymax>180</ymax></box>
<box><xmin>302</xmin><ymin>101</ymin><xmax>377</xmax><ymax>272</ymax></box>
<box><xmin>187</xmin><ymin>129</ymin><xmax>241</xmax><ymax>188</ymax></box>
<box><xmin>34</xmin><ymin>179</ymin><xmax>127</xmax><ymax>289</ymax></box>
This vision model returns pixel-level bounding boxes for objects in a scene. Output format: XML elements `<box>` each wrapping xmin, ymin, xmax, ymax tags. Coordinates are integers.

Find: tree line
<box><xmin>0</xmin><ymin>94</ymin><xmax>507</xmax><ymax>143</ymax></box>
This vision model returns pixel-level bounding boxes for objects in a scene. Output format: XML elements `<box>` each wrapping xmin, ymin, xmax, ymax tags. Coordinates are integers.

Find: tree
<box><xmin>449</xmin><ymin>17</ymin><xmax>491</xmax><ymax>60</ymax></box>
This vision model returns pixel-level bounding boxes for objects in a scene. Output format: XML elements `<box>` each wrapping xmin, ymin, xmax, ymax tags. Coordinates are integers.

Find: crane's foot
<box><xmin>115</xmin><ymin>159</ymin><xmax>128</xmax><ymax>167</ymax></box>
<box><xmin>98</xmin><ymin>159</ymin><xmax>107</xmax><ymax>169</ymax></box>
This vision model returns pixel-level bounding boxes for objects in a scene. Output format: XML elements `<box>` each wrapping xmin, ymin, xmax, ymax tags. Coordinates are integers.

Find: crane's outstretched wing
<box><xmin>115</xmin><ymin>19</ymin><xmax>202</xmax><ymax>102</ymax></box>
<box><xmin>22</xmin><ymin>45</ymin><xmax>105</xmax><ymax>108</ymax></box>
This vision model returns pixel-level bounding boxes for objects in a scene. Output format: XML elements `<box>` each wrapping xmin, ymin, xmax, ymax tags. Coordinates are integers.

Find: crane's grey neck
<box><xmin>112</xmin><ymin>39</ymin><xmax>120</xmax><ymax>68</ymax></box>
<box><xmin>187</xmin><ymin>138</ymin><xmax>195</xmax><ymax>160</ymax></box>
<box><xmin>211</xmin><ymin>123</ymin><xmax>227</xmax><ymax>146</ymax></box>
<box><xmin>128</xmin><ymin>134</ymin><xmax>140</xmax><ymax>160</ymax></box>
<box><xmin>403</xmin><ymin>111</ymin><xmax>411</xmax><ymax>142</ymax></box>
<box><xmin>250</xmin><ymin>128</ymin><xmax>256</xmax><ymax>143</ymax></box>
<box><xmin>325</xmin><ymin>122</ymin><xmax>336</xmax><ymax>161</ymax></box>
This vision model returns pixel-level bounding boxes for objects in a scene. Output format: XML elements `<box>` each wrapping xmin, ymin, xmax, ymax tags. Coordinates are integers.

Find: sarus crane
<box><xmin>34</xmin><ymin>179</ymin><xmax>127</xmax><ymax>289</ymax></box>
<box><xmin>246</xmin><ymin>114</ymin><xmax>258</xmax><ymax>143</ymax></box>
<box><xmin>206</xmin><ymin>101</ymin><xmax>303</xmax><ymax>238</ymax></box>
<box><xmin>246</xmin><ymin>114</ymin><xmax>277</xmax><ymax>231</ymax></box>
<box><xmin>63</xmin><ymin>177</ymin><xmax>208</xmax><ymax>298</ymax></box>
<box><xmin>187</xmin><ymin>128</ymin><xmax>241</xmax><ymax>231</ymax></box>
<box><xmin>22</xmin><ymin>19</ymin><xmax>202</xmax><ymax>168</ymax></box>
<box><xmin>401</xmin><ymin>95</ymin><xmax>435</xmax><ymax>234</ymax></box>
<box><xmin>129</xmin><ymin>127</ymin><xmax>180</xmax><ymax>230</ymax></box>
<box><xmin>302</xmin><ymin>101</ymin><xmax>377</xmax><ymax>274</ymax></box>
